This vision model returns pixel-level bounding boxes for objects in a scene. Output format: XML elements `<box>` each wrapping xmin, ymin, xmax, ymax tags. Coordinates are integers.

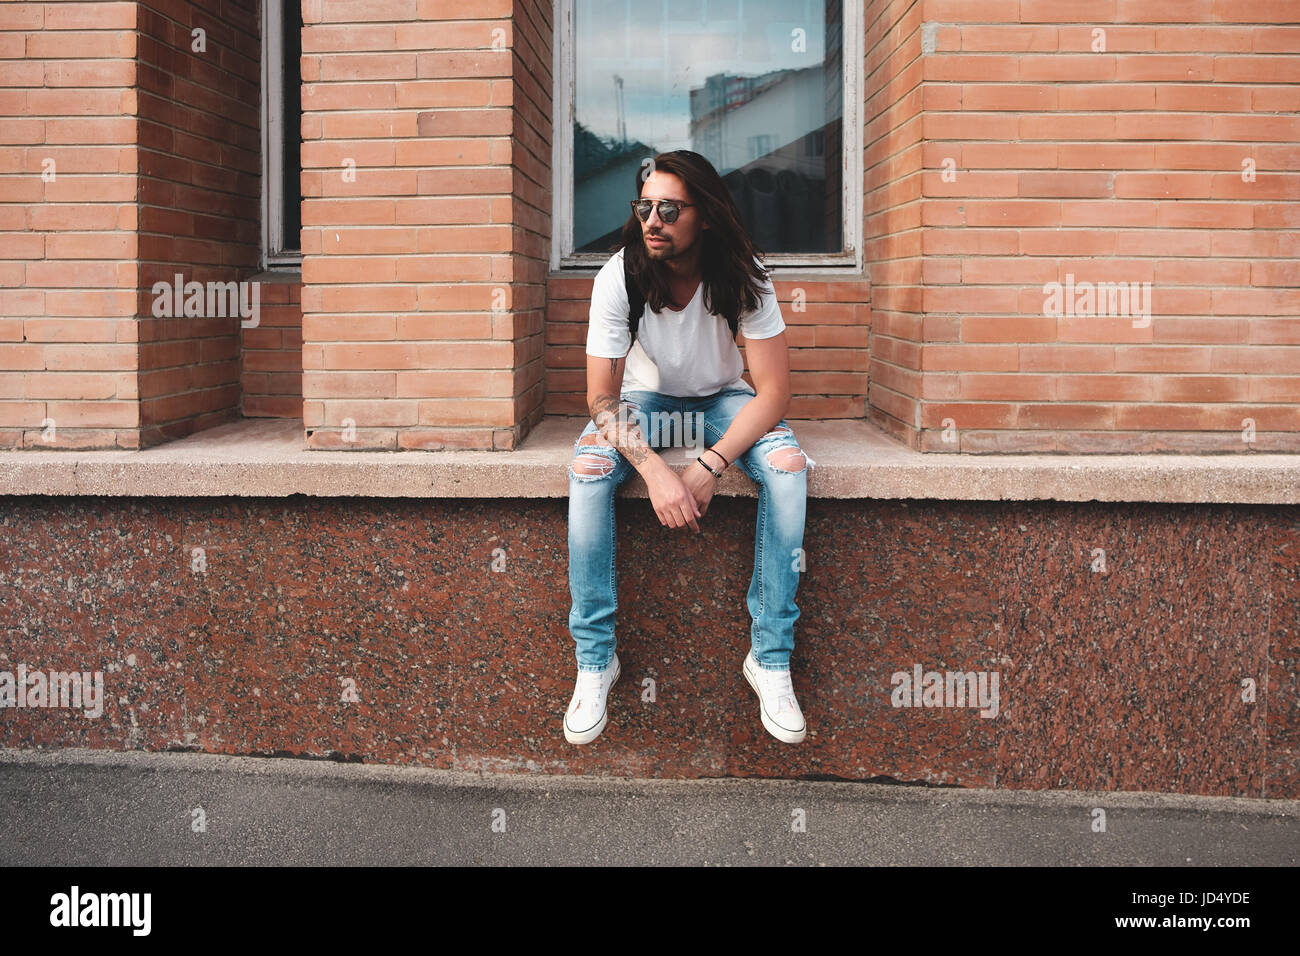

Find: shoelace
<box><xmin>573</xmin><ymin>670</ymin><xmax>605</xmax><ymax>708</ymax></box>
<box><xmin>758</xmin><ymin>668</ymin><xmax>799</xmax><ymax>711</ymax></box>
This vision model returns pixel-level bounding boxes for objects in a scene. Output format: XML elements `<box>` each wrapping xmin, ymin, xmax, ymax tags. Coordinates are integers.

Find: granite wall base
<box><xmin>0</xmin><ymin>496</ymin><xmax>1295</xmax><ymax>799</ymax></box>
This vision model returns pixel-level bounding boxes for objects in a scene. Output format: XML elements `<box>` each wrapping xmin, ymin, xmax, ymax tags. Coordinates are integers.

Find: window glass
<box><xmin>280</xmin><ymin>0</ymin><xmax>302</xmax><ymax>252</ymax></box>
<box><xmin>573</xmin><ymin>0</ymin><xmax>844</xmax><ymax>255</ymax></box>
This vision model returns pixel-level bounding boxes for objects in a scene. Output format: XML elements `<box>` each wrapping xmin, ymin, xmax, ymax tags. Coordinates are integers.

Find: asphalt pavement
<box><xmin>1</xmin><ymin>748</ymin><xmax>1297</xmax><ymax>866</ymax></box>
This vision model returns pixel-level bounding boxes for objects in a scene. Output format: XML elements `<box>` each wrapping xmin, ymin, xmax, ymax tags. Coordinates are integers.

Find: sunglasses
<box><xmin>630</xmin><ymin>199</ymin><xmax>695</xmax><ymax>224</ymax></box>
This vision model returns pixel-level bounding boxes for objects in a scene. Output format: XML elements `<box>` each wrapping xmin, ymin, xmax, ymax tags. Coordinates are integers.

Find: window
<box><xmin>261</xmin><ymin>0</ymin><xmax>302</xmax><ymax>268</ymax></box>
<box><xmin>747</xmin><ymin>133</ymin><xmax>774</xmax><ymax>162</ymax></box>
<box><xmin>554</xmin><ymin>0</ymin><xmax>861</xmax><ymax>270</ymax></box>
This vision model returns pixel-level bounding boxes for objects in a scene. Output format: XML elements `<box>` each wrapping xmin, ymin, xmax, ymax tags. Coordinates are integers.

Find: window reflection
<box><xmin>573</xmin><ymin>0</ymin><xmax>844</xmax><ymax>255</ymax></box>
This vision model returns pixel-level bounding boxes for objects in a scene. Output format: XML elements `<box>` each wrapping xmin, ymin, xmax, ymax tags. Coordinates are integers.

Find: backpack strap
<box><xmin>623</xmin><ymin>251</ymin><xmax>644</xmax><ymax>354</ymax></box>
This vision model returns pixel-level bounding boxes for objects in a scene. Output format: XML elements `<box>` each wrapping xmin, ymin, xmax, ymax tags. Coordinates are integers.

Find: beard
<box><xmin>643</xmin><ymin>233</ymin><xmax>673</xmax><ymax>259</ymax></box>
<box><xmin>643</xmin><ymin>231</ymin><xmax>695</xmax><ymax>261</ymax></box>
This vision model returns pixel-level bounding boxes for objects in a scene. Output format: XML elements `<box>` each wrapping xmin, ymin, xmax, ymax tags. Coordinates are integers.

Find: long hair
<box><xmin>619</xmin><ymin>150</ymin><xmax>768</xmax><ymax>338</ymax></box>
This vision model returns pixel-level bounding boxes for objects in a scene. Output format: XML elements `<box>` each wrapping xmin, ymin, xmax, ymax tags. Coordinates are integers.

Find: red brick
<box><xmin>1057</xmin><ymin>315</ymin><xmax>1154</xmax><ymax>344</ymax></box>
<box><xmin>960</xmin><ymin>26</ymin><xmax>1059</xmax><ymax>52</ymax></box>
<box><xmin>926</xmin><ymin>0</ymin><xmax>1020</xmax><ymax>20</ymax></box>
<box><xmin>920</xmin><ymin>402</ymin><xmax>1017</xmax><ymax>429</ymax></box>
<box><xmin>1209</xmin><ymin>347</ymin><xmax>1300</xmax><ymax>375</ymax></box>
<box><xmin>1057</xmin><ymin>84</ymin><xmax>1155</xmax><ymax>110</ymax></box>
<box><xmin>962</xmin><ymin>84</ymin><xmax>1058</xmax><ymax>111</ymax></box>
<box><xmin>1247</xmin><ymin>321</ymin><xmax>1300</xmax><ymax>346</ymax></box>
<box><xmin>1116</xmin><ymin>346</ymin><xmax>1212</xmax><ymax>373</ymax></box>
<box><xmin>1154</xmin><ymin>376</ymin><xmax>1248</xmax><ymax>403</ymax></box>
<box><xmin>1020</xmin><ymin>172</ymin><xmax>1113</xmax><ymax>198</ymax></box>
<box><xmin>1247</xmin><ymin>377</ymin><xmax>1300</xmax><ymax>403</ymax></box>
<box><xmin>925</xmin><ymin>286</ymin><xmax>1023</xmax><ymax>314</ymax></box>
<box><xmin>1018</xmin><ymin>403</ymin><xmax>1115</xmax><ymax>429</ymax></box>
<box><xmin>1151</xmin><ymin>319</ymin><xmax>1244</xmax><ymax>344</ymax></box>
<box><xmin>962</xmin><ymin>315</ymin><xmax>1058</xmax><ymax>343</ymax></box>
<box><xmin>1154</xmin><ymin>259</ymin><xmax>1251</xmax><ymax>286</ymax></box>
<box><xmin>1020</xmin><ymin>229</ymin><xmax>1117</xmax><ymax>256</ymax></box>
<box><xmin>1060</xmin><ymin>200</ymin><xmax>1157</xmax><ymax>227</ymax></box>
<box><xmin>1115</xmin><ymin>114</ymin><xmax>1214</xmax><ymax>140</ymax></box>
<box><xmin>1251</xmin><ymin>261</ymin><xmax>1300</xmax><ymax>287</ymax></box>
<box><xmin>922</xmin><ymin>345</ymin><xmax>1020</xmax><ymax>372</ymax></box>
<box><xmin>1153</xmin><ymin>26</ymin><xmax>1252</xmax><ymax>52</ymax></box>
<box><xmin>959</xmin><ymin>373</ymin><xmax>1058</xmax><ymax>400</ymax></box>
<box><xmin>1113</xmin><ymin>172</ymin><xmax>1212</xmax><ymax>199</ymax></box>
<box><xmin>1019</xmin><ymin>113</ymin><xmax>1116</xmax><ymax>140</ymax></box>
<box><xmin>962</xmin><ymin>257</ymin><xmax>1059</xmax><ymax>284</ymax></box>
<box><xmin>923</xmin><ymin>54</ymin><xmax>1020</xmax><ymax>82</ymax></box>
<box><xmin>1156</xmin><ymin>203</ymin><xmax>1253</xmax><ymax>229</ymax></box>
<box><xmin>965</xmin><ymin>199</ymin><xmax>1063</xmax><ymax>227</ymax></box>
<box><xmin>1054</xmin><ymin>374</ymin><xmax>1153</xmax><ymax>401</ymax></box>
<box><xmin>1114</xmin><ymin>54</ymin><xmax>1213</xmax><ymax>81</ymax></box>
<box><xmin>1020</xmin><ymin>0</ymin><xmax>1118</xmax><ymax>22</ymax></box>
<box><xmin>1212</xmin><ymin>288</ymin><xmax>1300</xmax><ymax>316</ymax></box>
<box><xmin>1156</xmin><ymin>84</ymin><xmax>1253</xmax><ymax>112</ymax></box>
<box><xmin>1019</xmin><ymin>345</ymin><xmax>1116</xmax><ymax>372</ymax></box>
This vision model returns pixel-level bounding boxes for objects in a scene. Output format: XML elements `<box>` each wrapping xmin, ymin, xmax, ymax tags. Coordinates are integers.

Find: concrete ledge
<box><xmin>0</xmin><ymin>416</ymin><xmax>1297</xmax><ymax>503</ymax></box>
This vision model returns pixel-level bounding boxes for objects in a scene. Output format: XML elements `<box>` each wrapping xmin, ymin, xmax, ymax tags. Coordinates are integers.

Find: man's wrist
<box><xmin>634</xmin><ymin>450</ymin><xmax>668</xmax><ymax>476</ymax></box>
<box><xmin>696</xmin><ymin>450</ymin><xmax>728</xmax><ymax>476</ymax></box>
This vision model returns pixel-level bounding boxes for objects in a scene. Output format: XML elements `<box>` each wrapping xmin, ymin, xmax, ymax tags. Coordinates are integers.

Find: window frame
<box><xmin>551</xmin><ymin>0</ymin><xmax>863</xmax><ymax>273</ymax></box>
<box><xmin>261</xmin><ymin>0</ymin><xmax>302</xmax><ymax>270</ymax></box>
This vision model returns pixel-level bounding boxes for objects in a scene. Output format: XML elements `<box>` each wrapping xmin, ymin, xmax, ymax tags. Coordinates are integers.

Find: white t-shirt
<box><xmin>585</xmin><ymin>248</ymin><xmax>786</xmax><ymax>398</ymax></box>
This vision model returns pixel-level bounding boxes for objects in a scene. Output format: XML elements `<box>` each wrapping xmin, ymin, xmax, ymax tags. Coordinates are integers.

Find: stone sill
<box><xmin>1</xmin><ymin>417</ymin><xmax>1297</xmax><ymax>504</ymax></box>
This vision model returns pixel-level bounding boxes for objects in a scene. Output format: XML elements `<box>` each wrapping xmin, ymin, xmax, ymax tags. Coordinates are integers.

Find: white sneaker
<box><xmin>743</xmin><ymin>651</ymin><xmax>806</xmax><ymax>744</ymax></box>
<box><xmin>563</xmin><ymin>654</ymin><xmax>621</xmax><ymax>745</ymax></box>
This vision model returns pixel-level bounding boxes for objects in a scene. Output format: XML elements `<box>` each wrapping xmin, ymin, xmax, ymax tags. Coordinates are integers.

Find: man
<box><xmin>565</xmin><ymin>150</ymin><xmax>815</xmax><ymax>747</ymax></box>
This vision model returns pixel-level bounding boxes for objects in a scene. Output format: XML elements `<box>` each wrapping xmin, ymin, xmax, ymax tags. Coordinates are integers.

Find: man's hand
<box><xmin>680</xmin><ymin>460</ymin><xmax>717</xmax><ymax>519</ymax></box>
<box><xmin>643</xmin><ymin>461</ymin><xmax>702</xmax><ymax>533</ymax></box>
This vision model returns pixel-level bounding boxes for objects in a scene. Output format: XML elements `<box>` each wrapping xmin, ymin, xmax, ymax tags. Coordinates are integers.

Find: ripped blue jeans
<box><xmin>567</xmin><ymin>387</ymin><xmax>815</xmax><ymax>674</ymax></box>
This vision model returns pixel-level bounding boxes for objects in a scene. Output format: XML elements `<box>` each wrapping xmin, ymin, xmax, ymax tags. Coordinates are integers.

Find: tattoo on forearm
<box><xmin>590</xmin><ymin>391</ymin><xmax>652</xmax><ymax>467</ymax></box>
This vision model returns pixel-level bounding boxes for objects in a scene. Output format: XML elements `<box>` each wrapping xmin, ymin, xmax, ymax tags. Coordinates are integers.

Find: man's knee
<box><xmin>759</xmin><ymin>425</ymin><xmax>807</xmax><ymax>473</ymax></box>
<box><xmin>766</xmin><ymin>447</ymin><xmax>807</xmax><ymax>472</ymax></box>
<box><xmin>572</xmin><ymin>433</ymin><xmax>616</xmax><ymax>477</ymax></box>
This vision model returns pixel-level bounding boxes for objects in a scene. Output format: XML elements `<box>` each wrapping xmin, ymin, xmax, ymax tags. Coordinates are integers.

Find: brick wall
<box><xmin>0</xmin><ymin>1</ymin><xmax>141</xmax><ymax>449</ymax></box>
<box><xmin>863</xmin><ymin>0</ymin><xmax>927</xmax><ymax>446</ymax></box>
<box><xmin>299</xmin><ymin>0</ymin><xmax>544</xmax><ymax>451</ymax></box>
<box><xmin>241</xmin><ymin>273</ymin><xmax>302</xmax><ymax>418</ymax></box>
<box><xmin>0</xmin><ymin>0</ymin><xmax>261</xmax><ymax>450</ymax></box>
<box><xmin>893</xmin><ymin>0</ymin><xmax>1300</xmax><ymax>452</ymax></box>
<box><xmin>3</xmin><ymin>2</ymin><xmax>1296</xmax><ymax>453</ymax></box>
<box><xmin>507</xmin><ymin>0</ymin><xmax>552</xmax><ymax>440</ymax></box>
<box><xmin>136</xmin><ymin>0</ymin><xmax>261</xmax><ymax>445</ymax></box>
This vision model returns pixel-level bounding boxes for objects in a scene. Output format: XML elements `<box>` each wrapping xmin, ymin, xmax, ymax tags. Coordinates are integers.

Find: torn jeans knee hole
<box><xmin>765</xmin><ymin>446</ymin><xmax>809</xmax><ymax>473</ymax></box>
<box><xmin>572</xmin><ymin>438</ymin><xmax>617</xmax><ymax>478</ymax></box>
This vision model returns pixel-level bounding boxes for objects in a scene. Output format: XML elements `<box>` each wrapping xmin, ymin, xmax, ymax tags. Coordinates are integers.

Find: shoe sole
<box><xmin>563</xmin><ymin>658</ymin><xmax>621</xmax><ymax>745</ymax></box>
<box><xmin>743</xmin><ymin>656</ymin><xmax>806</xmax><ymax>744</ymax></box>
